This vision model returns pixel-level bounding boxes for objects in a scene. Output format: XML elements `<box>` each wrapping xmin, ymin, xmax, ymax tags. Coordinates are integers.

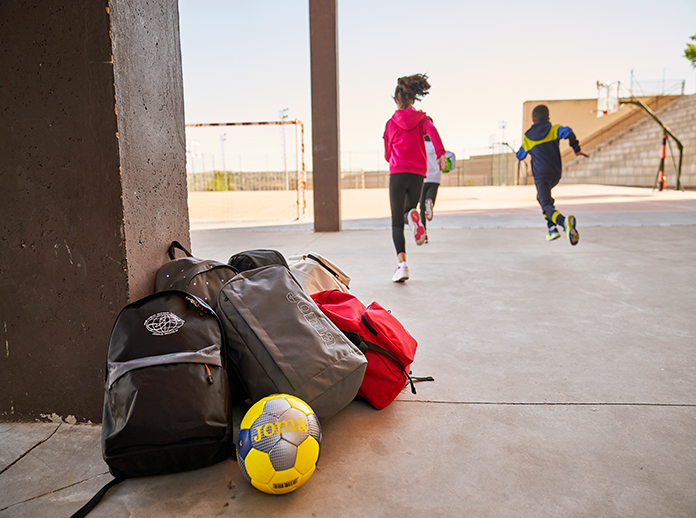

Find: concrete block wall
<box><xmin>563</xmin><ymin>94</ymin><xmax>696</xmax><ymax>188</ymax></box>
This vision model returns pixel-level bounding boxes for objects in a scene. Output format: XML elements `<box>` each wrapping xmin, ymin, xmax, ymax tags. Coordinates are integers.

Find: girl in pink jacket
<box><xmin>383</xmin><ymin>74</ymin><xmax>447</xmax><ymax>282</ymax></box>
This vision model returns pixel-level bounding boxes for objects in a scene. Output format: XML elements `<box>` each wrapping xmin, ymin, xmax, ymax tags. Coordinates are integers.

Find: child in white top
<box><xmin>419</xmin><ymin>135</ymin><xmax>455</xmax><ymax>243</ymax></box>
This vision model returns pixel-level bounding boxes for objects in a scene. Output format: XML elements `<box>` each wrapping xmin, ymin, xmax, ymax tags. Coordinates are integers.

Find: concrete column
<box><xmin>309</xmin><ymin>0</ymin><xmax>341</xmax><ymax>232</ymax></box>
<box><xmin>0</xmin><ymin>0</ymin><xmax>190</xmax><ymax>422</ymax></box>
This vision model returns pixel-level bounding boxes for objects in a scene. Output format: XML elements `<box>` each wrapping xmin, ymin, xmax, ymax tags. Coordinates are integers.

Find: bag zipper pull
<box><xmin>204</xmin><ymin>364</ymin><xmax>214</xmax><ymax>384</ymax></box>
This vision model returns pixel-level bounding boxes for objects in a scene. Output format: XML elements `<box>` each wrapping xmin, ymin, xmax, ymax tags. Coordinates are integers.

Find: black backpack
<box><xmin>70</xmin><ymin>291</ymin><xmax>233</xmax><ymax>517</ymax></box>
<box><xmin>155</xmin><ymin>241</ymin><xmax>247</xmax><ymax>402</ymax></box>
<box><xmin>155</xmin><ymin>241</ymin><xmax>238</xmax><ymax>308</ymax></box>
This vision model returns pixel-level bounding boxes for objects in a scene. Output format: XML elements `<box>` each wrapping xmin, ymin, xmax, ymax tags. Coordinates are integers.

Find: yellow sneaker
<box><xmin>565</xmin><ymin>215</ymin><xmax>579</xmax><ymax>246</ymax></box>
<box><xmin>546</xmin><ymin>227</ymin><xmax>561</xmax><ymax>241</ymax></box>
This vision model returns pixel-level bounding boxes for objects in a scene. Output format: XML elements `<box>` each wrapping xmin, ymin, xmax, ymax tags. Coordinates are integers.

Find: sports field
<box><xmin>188</xmin><ymin>184</ymin><xmax>696</xmax><ymax>230</ymax></box>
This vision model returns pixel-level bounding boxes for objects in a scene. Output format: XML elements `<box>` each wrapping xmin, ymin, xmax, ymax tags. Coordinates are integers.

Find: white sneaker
<box><xmin>392</xmin><ymin>265</ymin><xmax>409</xmax><ymax>282</ymax></box>
<box><xmin>425</xmin><ymin>198</ymin><xmax>434</xmax><ymax>221</ymax></box>
<box><xmin>407</xmin><ymin>209</ymin><xmax>426</xmax><ymax>246</ymax></box>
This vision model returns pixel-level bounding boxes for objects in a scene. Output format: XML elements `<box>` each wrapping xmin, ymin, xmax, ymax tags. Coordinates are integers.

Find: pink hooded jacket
<box><xmin>383</xmin><ymin>106</ymin><xmax>445</xmax><ymax>176</ymax></box>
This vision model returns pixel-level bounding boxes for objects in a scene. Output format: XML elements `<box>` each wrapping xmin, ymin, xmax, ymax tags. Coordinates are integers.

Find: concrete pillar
<box><xmin>0</xmin><ymin>0</ymin><xmax>190</xmax><ymax>423</ymax></box>
<box><xmin>309</xmin><ymin>0</ymin><xmax>341</xmax><ymax>232</ymax></box>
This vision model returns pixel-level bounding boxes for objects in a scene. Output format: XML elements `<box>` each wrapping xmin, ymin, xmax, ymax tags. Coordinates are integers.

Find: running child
<box><xmin>420</xmin><ymin>135</ymin><xmax>455</xmax><ymax>243</ymax></box>
<box><xmin>516</xmin><ymin>104</ymin><xmax>588</xmax><ymax>245</ymax></box>
<box><xmin>383</xmin><ymin>73</ymin><xmax>448</xmax><ymax>282</ymax></box>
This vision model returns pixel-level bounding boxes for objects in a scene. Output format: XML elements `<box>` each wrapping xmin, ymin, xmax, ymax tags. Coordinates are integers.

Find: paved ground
<box><xmin>1</xmin><ymin>185</ymin><xmax>695</xmax><ymax>517</ymax></box>
<box><xmin>187</xmin><ymin>184</ymin><xmax>696</xmax><ymax>230</ymax></box>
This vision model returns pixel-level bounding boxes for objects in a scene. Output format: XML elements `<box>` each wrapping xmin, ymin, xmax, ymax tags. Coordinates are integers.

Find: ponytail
<box><xmin>394</xmin><ymin>73</ymin><xmax>431</xmax><ymax>108</ymax></box>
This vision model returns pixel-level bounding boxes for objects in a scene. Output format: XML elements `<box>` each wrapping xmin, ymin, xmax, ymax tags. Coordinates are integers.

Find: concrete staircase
<box><xmin>563</xmin><ymin>94</ymin><xmax>696</xmax><ymax>189</ymax></box>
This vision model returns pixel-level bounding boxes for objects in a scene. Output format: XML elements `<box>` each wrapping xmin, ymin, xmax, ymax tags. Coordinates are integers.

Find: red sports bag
<box><xmin>311</xmin><ymin>290</ymin><xmax>432</xmax><ymax>410</ymax></box>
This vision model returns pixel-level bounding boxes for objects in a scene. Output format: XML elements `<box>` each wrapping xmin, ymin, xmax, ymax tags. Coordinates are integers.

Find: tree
<box><xmin>685</xmin><ymin>33</ymin><xmax>696</xmax><ymax>68</ymax></box>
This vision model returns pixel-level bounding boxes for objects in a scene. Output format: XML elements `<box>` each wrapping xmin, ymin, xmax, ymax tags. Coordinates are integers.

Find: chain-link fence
<box><xmin>187</xmin><ymin>151</ymin><xmax>519</xmax><ymax>192</ymax></box>
<box><xmin>336</xmin><ymin>151</ymin><xmax>519</xmax><ymax>189</ymax></box>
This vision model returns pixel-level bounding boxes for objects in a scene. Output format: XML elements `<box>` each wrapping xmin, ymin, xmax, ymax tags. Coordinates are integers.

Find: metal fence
<box><xmin>187</xmin><ymin>152</ymin><xmax>520</xmax><ymax>192</ymax></box>
<box><xmin>187</xmin><ymin>171</ymin><xmax>302</xmax><ymax>192</ymax></box>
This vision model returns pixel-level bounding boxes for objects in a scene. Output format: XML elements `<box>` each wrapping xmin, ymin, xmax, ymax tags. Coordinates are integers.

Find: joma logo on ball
<box><xmin>286</xmin><ymin>292</ymin><xmax>336</xmax><ymax>346</ymax></box>
<box><xmin>253</xmin><ymin>418</ymin><xmax>308</xmax><ymax>442</ymax></box>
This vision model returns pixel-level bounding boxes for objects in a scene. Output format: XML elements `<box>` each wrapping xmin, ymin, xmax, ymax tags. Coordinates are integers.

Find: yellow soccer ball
<box><xmin>236</xmin><ymin>394</ymin><xmax>322</xmax><ymax>495</ymax></box>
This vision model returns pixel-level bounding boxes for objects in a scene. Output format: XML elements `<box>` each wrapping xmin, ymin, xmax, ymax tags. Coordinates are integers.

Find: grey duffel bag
<box><xmin>218</xmin><ymin>264</ymin><xmax>367</xmax><ymax>422</ymax></box>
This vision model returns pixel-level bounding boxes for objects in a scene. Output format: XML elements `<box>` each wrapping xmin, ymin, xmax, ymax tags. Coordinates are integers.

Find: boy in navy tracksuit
<box><xmin>516</xmin><ymin>105</ymin><xmax>588</xmax><ymax>245</ymax></box>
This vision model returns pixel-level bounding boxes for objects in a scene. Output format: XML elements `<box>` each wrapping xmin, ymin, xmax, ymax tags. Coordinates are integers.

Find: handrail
<box><xmin>560</xmin><ymin>95</ymin><xmax>679</xmax><ymax>164</ymax></box>
<box><xmin>500</xmin><ymin>142</ymin><xmax>529</xmax><ymax>185</ymax></box>
<box><xmin>620</xmin><ymin>97</ymin><xmax>684</xmax><ymax>190</ymax></box>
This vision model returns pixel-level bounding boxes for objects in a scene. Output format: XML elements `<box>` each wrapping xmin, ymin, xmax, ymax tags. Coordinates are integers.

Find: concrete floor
<box><xmin>1</xmin><ymin>185</ymin><xmax>695</xmax><ymax>517</ymax></box>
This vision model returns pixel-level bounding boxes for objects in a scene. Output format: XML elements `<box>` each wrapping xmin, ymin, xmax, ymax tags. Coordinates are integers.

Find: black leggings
<box><xmin>389</xmin><ymin>173</ymin><xmax>424</xmax><ymax>255</ymax></box>
<box><xmin>419</xmin><ymin>182</ymin><xmax>440</xmax><ymax>229</ymax></box>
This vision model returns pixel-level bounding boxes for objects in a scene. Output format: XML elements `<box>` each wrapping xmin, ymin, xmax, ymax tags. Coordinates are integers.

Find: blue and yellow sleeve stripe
<box><xmin>517</xmin><ymin>124</ymin><xmax>577</xmax><ymax>160</ymax></box>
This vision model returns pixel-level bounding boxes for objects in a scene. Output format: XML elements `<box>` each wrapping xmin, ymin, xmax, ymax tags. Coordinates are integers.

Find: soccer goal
<box><xmin>185</xmin><ymin>120</ymin><xmax>307</xmax><ymax>222</ymax></box>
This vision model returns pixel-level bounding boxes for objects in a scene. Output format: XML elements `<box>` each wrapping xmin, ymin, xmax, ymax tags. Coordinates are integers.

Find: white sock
<box><xmin>398</xmin><ymin>261</ymin><xmax>408</xmax><ymax>268</ymax></box>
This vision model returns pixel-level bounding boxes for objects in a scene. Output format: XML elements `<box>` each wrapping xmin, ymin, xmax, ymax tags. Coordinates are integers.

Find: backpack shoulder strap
<box><xmin>360</xmin><ymin>338</ymin><xmax>418</xmax><ymax>394</ymax></box>
<box><xmin>343</xmin><ymin>329</ymin><xmax>428</xmax><ymax>396</ymax></box>
<box><xmin>69</xmin><ymin>477</ymin><xmax>124</xmax><ymax>518</ymax></box>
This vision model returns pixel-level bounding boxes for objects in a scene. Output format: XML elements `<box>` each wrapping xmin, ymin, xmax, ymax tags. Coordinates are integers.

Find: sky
<box><xmin>178</xmin><ymin>0</ymin><xmax>696</xmax><ymax>173</ymax></box>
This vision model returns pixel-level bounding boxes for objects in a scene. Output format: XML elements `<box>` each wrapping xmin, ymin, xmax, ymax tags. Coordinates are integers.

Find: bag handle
<box><xmin>168</xmin><ymin>241</ymin><xmax>193</xmax><ymax>260</ymax></box>
<box><xmin>306</xmin><ymin>254</ymin><xmax>350</xmax><ymax>290</ymax></box>
<box><xmin>69</xmin><ymin>477</ymin><xmax>124</xmax><ymax>517</ymax></box>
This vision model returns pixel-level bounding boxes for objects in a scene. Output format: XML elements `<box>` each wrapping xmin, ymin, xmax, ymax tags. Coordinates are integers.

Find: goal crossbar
<box><xmin>185</xmin><ymin>119</ymin><xmax>307</xmax><ymax>219</ymax></box>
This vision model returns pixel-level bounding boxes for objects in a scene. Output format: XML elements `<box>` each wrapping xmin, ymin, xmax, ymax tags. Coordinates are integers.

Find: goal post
<box><xmin>185</xmin><ymin>119</ymin><xmax>307</xmax><ymax>220</ymax></box>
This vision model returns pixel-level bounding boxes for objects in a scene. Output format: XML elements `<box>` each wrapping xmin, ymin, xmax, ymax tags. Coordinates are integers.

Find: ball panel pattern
<box><xmin>240</xmin><ymin>399</ymin><xmax>266</xmax><ymax>430</ymax></box>
<box><xmin>275</xmin><ymin>407</ymin><xmax>311</xmax><ymax>446</ymax></box>
<box><xmin>249</xmin><ymin>413</ymin><xmax>282</xmax><ymax>453</ymax></box>
<box><xmin>287</xmin><ymin>395</ymin><xmax>313</xmax><ymax>415</ymax></box>
<box><xmin>236</xmin><ymin>393</ymin><xmax>322</xmax><ymax>495</ymax></box>
<box><xmin>306</xmin><ymin>413</ymin><xmax>322</xmax><ymax>443</ymax></box>
<box><xmin>236</xmin><ymin>428</ymin><xmax>253</xmax><ymax>461</ymax></box>
<box><xmin>237</xmin><ymin>452</ymin><xmax>251</xmax><ymax>482</ymax></box>
<box><xmin>294</xmin><ymin>437</ymin><xmax>320</xmax><ymax>475</ymax></box>
<box><xmin>268</xmin><ymin>439</ymin><xmax>297</xmax><ymax>471</ymax></box>
<box><xmin>243</xmin><ymin>449</ymin><xmax>275</xmax><ymax>485</ymax></box>
<box><xmin>263</xmin><ymin>396</ymin><xmax>291</xmax><ymax>416</ymax></box>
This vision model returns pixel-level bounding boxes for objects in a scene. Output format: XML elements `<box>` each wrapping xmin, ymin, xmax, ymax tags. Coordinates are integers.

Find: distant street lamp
<box><xmin>280</xmin><ymin>108</ymin><xmax>289</xmax><ymax>190</ymax></box>
<box><xmin>220</xmin><ymin>133</ymin><xmax>227</xmax><ymax>191</ymax></box>
<box><xmin>220</xmin><ymin>133</ymin><xmax>227</xmax><ymax>172</ymax></box>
